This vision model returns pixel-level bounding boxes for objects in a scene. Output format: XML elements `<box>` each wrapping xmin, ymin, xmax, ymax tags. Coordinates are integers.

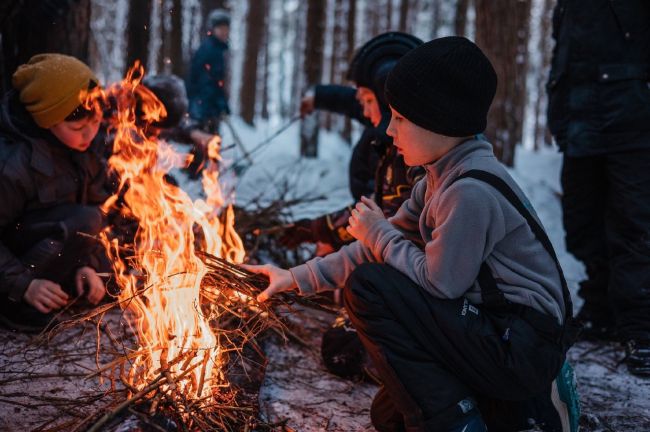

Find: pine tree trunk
<box><xmin>240</xmin><ymin>0</ymin><xmax>268</xmax><ymax>125</ymax></box>
<box><xmin>475</xmin><ymin>0</ymin><xmax>532</xmax><ymax>166</ymax></box>
<box><xmin>260</xmin><ymin>15</ymin><xmax>271</xmax><ymax>120</ymax></box>
<box><xmin>455</xmin><ymin>0</ymin><xmax>470</xmax><ymax>36</ymax></box>
<box><xmin>300</xmin><ymin>0</ymin><xmax>327</xmax><ymax>157</ymax></box>
<box><xmin>158</xmin><ymin>0</ymin><xmax>172</xmax><ymax>73</ymax></box>
<box><xmin>170</xmin><ymin>0</ymin><xmax>184</xmax><ymax>77</ymax></box>
<box><xmin>126</xmin><ymin>0</ymin><xmax>153</xmax><ymax>73</ymax></box>
<box><xmin>366</xmin><ymin>0</ymin><xmax>381</xmax><ymax>37</ymax></box>
<box><xmin>399</xmin><ymin>0</ymin><xmax>411</xmax><ymax>33</ymax></box>
<box><xmin>1</xmin><ymin>0</ymin><xmax>92</xmax><ymax>92</ymax></box>
<box><xmin>534</xmin><ymin>0</ymin><xmax>554</xmax><ymax>149</ymax></box>
<box><xmin>342</xmin><ymin>0</ymin><xmax>357</xmax><ymax>143</ymax></box>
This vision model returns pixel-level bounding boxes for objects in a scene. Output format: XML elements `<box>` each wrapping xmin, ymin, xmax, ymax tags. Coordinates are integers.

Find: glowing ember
<box><xmin>100</xmin><ymin>63</ymin><xmax>245</xmax><ymax>400</ymax></box>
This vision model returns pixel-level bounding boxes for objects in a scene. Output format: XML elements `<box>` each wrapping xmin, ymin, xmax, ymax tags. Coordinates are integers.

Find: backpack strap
<box><xmin>452</xmin><ymin>170</ymin><xmax>579</xmax><ymax>351</ymax></box>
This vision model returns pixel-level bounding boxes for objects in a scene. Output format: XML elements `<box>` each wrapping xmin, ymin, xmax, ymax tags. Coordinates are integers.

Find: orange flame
<box><xmin>100</xmin><ymin>63</ymin><xmax>244</xmax><ymax>400</ymax></box>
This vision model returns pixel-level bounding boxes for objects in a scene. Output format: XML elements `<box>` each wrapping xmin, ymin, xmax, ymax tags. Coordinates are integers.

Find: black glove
<box><xmin>278</xmin><ymin>219</ymin><xmax>316</xmax><ymax>248</ymax></box>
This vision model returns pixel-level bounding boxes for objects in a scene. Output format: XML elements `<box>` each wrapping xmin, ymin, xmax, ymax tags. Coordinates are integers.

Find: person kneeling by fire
<box><xmin>246</xmin><ymin>38</ymin><xmax>581</xmax><ymax>432</ymax></box>
<box><xmin>0</xmin><ymin>54</ymin><xmax>109</xmax><ymax>333</ymax></box>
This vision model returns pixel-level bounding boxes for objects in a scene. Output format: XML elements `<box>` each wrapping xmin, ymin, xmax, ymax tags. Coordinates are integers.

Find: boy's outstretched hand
<box><xmin>347</xmin><ymin>196</ymin><xmax>386</xmax><ymax>243</ymax></box>
<box><xmin>241</xmin><ymin>264</ymin><xmax>298</xmax><ymax>303</ymax></box>
<box><xmin>75</xmin><ymin>266</ymin><xmax>106</xmax><ymax>305</ymax></box>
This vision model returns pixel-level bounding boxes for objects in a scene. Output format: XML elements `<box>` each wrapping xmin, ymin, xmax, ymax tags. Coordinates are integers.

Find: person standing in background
<box><xmin>186</xmin><ymin>8</ymin><xmax>231</xmax><ymax>134</ymax></box>
<box><xmin>547</xmin><ymin>0</ymin><xmax>650</xmax><ymax>376</ymax></box>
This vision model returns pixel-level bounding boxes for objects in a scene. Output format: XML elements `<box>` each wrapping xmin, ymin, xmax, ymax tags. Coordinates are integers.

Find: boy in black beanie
<box><xmin>245</xmin><ymin>37</ymin><xmax>580</xmax><ymax>432</ymax></box>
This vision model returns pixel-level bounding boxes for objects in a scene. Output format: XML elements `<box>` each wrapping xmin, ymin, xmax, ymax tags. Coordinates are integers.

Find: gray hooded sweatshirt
<box><xmin>289</xmin><ymin>139</ymin><xmax>565</xmax><ymax>324</ymax></box>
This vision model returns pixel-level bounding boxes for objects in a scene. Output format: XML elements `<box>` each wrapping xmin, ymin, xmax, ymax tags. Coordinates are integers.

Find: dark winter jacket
<box><xmin>186</xmin><ymin>36</ymin><xmax>231</xmax><ymax>122</ymax></box>
<box><xmin>0</xmin><ymin>91</ymin><xmax>108</xmax><ymax>300</ymax></box>
<box><xmin>309</xmin><ymin>84</ymin><xmax>423</xmax><ymax>247</ymax></box>
<box><xmin>547</xmin><ymin>0</ymin><xmax>650</xmax><ymax>156</ymax></box>
<box><xmin>314</xmin><ymin>84</ymin><xmax>381</xmax><ymax>200</ymax></box>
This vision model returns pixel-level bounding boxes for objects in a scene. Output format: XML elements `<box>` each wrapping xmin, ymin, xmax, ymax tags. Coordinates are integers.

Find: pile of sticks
<box><xmin>0</xmin><ymin>250</ymin><xmax>317</xmax><ymax>431</ymax></box>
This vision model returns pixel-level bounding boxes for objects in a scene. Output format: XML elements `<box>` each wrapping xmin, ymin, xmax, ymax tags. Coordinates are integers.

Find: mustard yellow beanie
<box><xmin>11</xmin><ymin>54</ymin><xmax>98</xmax><ymax>129</ymax></box>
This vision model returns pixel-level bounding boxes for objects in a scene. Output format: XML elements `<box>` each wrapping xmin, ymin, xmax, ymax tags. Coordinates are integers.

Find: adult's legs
<box><xmin>604</xmin><ymin>149</ymin><xmax>650</xmax><ymax>343</ymax></box>
<box><xmin>344</xmin><ymin>263</ymin><xmax>563</xmax><ymax>431</ymax></box>
<box><xmin>561</xmin><ymin>155</ymin><xmax>613</xmax><ymax>337</ymax></box>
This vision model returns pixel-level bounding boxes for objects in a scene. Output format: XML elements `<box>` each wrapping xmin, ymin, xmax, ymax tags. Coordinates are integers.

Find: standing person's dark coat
<box><xmin>547</xmin><ymin>0</ymin><xmax>650</xmax><ymax>375</ymax></box>
<box><xmin>186</xmin><ymin>9</ymin><xmax>231</xmax><ymax>133</ymax></box>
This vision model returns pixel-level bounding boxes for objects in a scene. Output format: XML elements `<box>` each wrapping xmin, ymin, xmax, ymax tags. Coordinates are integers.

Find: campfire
<box><xmin>0</xmin><ymin>64</ymin><xmax>332</xmax><ymax>432</ymax></box>
<box><xmin>100</xmin><ymin>62</ymin><xmax>245</xmax><ymax>402</ymax></box>
<box><xmin>76</xmin><ymin>64</ymin><xmax>282</xmax><ymax>430</ymax></box>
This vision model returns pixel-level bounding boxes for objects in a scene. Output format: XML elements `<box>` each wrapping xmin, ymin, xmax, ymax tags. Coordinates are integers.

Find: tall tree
<box><xmin>533</xmin><ymin>0</ymin><xmax>554</xmax><ymax>149</ymax></box>
<box><xmin>300</xmin><ymin>0</ymin><xmax>327</xmax><ymax>157</ymax></box>
<box><xmin>169</xmin><ymin>0</ymin><xmax>184</xmax><ymax>77</ymax></box>
<box><xmin>342</xmin><ymin>0</ymin><xmax>357</xmax><ymax>142</ymax></box>
<box><xmin>240</xmin><ymin>0</ymin><xmax>268</xmax><ymax>125</ymax></box>
<box><xmin>455</xmin><ymin>0</ymin><xmax>470</xmax><ymax>37</ymax></box>
<box><xmin>475</xmin><ymin>0</ymin><xmax>532</xmax><ymax>166</ymax></box>
<box><xmin>399</xmin><ymin>0</ymin><xmax>411</xmax><ymax>32</ymax></box>
<box><xmin>260</xmin><ymin>11</ymin><xmax>271</xmax><ymax>120</ymax></box>
<box><xmin>1</xmin><ymin>0</ymin><xmax>92</xmax><ymax>93</ymax></box>
<box><xmin>125</xmin><ymin>0</ymin><xmax>153</xmax><ymax>73</ymax></box>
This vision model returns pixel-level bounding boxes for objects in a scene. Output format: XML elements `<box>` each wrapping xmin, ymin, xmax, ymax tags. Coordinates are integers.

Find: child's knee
<box><xmin>62</xmin><ymin>205</ymin><xmax>104</xmax><ymax>237</ymax></box>
<box><xmin>344</xmin><ymin>263</ymin><xmax>393</xmax><ymax>313</ymax></box>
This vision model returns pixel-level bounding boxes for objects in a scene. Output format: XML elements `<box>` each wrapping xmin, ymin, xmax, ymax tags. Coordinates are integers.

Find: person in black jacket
<box><xmin>547</xmin><ymin>0</ymin><xmax>650</xmax><ymax>375</ymax></box>
<box><xmin>186</xmin><ymin>9</ymin><xmax>231</xmax><ymax>134</ymax></box>
<box><xmin>285</xmin><ymin>32</ymin><xmax>424</xmax><ymax>252</ymax></box>
<box><xmin>0</xmin><ymin>54</ymin><xmax>108</xmax><ymax>332</ymax></box>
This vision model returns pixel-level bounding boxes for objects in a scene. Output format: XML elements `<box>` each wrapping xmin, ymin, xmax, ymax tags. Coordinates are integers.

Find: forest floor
<box><xmin>1</xmin><ymin>121</ymin><xmax>650</xmax><ymax>430</ymax></box>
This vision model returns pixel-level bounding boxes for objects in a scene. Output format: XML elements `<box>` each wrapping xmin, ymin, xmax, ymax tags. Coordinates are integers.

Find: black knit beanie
<box><xmin>347</xmin><ymin>32</ymin><xmax>423</xmax><ymax>108</ymax></box>
<box><xmin>385</xmin><ymin>36</ymin><xmax>497</xmax><ymax>137</ymax></box>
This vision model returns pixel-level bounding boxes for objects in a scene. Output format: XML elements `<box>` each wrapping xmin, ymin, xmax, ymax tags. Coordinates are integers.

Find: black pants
<box><xmin>2</xmin><ymin>204</ymin><xmax>105</xmax><ymax>290</ymax></box>
<box><xmin>344</xmin><ymin>263</ymin><xmax>564</xmax><ymax>432</ymax></box>
<box><xmin>562</xmin><ymin>150</ymin><xmax>650</xmax><ymax>340</ymax></box>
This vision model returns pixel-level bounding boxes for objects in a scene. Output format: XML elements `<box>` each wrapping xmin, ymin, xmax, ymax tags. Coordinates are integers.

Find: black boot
<box><xmin>625</xmin><ymin>339</ymin><xmax>650</xmax><ymax>377</ymax></box>
<box><xmin>575</xmin><ymin>300</ymin><xmax>617</xmax><ymax>341</ymax></box>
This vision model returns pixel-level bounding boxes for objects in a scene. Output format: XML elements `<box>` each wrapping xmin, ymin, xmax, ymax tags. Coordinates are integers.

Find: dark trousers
<box><xmin>561</xmin><ymin>150</ymin><xmax>650</xmax><ymax>340</ymax></box>
<box><xmin>344</xmin><ymin>264</ymin><xmax>564</xmax><ymax>432</ymax></box>
<box><xmin>2</xmin><ymin>204</ymin><xmax>105</xmax><ymax>291</ymax></box>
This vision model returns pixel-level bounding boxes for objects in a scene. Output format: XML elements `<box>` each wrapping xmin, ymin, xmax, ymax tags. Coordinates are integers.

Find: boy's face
<box><xmin>212</xmin><ymin>24</ymin><xmax>230</xmax><ymax>42</ymax></box>
<box><xmin>356</xmin><ymin>87</ymin><xmax>382</xmax><ymax>127</ymax></box>
<box><xmin>49</xmin><ymin>112</ymin><xmax>101</xmax><ymax>152</ymax></box>
<box><xmin>387</xmin><ymin>107</ymin><xmax>459</xmax><ymax>166</ymax></box>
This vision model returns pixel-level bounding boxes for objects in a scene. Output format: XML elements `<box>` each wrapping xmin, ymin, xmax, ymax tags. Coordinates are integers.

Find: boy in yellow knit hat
<box><xmin>0</xmin><ymin>54</ymin><xmax>108</xmax><ymax>332</ymax></box>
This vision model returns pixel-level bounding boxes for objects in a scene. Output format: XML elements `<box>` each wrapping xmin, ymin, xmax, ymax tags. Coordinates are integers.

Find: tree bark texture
<box><xmin>475</xmin><ymin>0</ymin><xmax>532</xmax><ymax>166</ymax></box>
<box><xmin>170</xmin><ymin>0</ymin><xmax>184</xmax><ymax>77</ymax></box>
<box><xmin>300</xmin><ymin>0</ymin><xmax>327</xmax><ymax>157</ymax></box>
<box><xmin>399</xmin><ymin>0</ymin><xmax>411</xmax><ymax>33</ymax></box>
<box><xmin>126</xmin><ymin>0</ymin><xmax>153</xmax><ymax>74</ymax></box>
<box><xmin>534</xmin><ymin>0</ymin><xmax>554</xmax><ymax>149</ymax></box>
<box><xmin>1</xmin><ymin>0</ymin><xmax>92</xmax><ymax>93</ymax></box>
<box><xmin>454</xmin><ymin>0</ymin><xmax>470</xmax><ymax>36</ymax></box>
<box><xmin>240</xmin><ymin>0</ymin><xmax>268</xmax><ymax>125</ymax></box>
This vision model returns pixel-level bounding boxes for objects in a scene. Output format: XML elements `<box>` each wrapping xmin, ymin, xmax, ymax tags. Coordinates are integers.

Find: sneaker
<box><xmin>552</xmin><ymin>361</ymin><xmax>581</xmax><ymax>432</ymax></box>
<box><xmin>0</xmin><ymin>300</ymin><xmax>57</xmax><ymax>333</ymax></box>
<box><xmin>523</xmin><ymin>361</ymin><xmax>580</xmax><ymax>432</ymax></box>
<box><xmin>625</xmin><ymin>339</ymin><xmax>650</xmax><ymax>377</ymax></box>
